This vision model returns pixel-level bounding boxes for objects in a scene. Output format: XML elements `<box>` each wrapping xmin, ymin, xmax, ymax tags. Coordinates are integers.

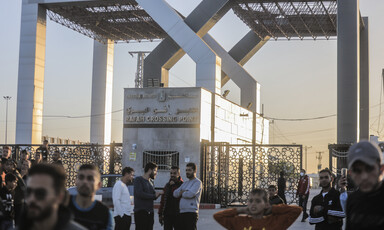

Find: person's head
<box><xmin>2</xmin><ymin>146</ymin><xmax>11</xmax><ymax>159</ymax></box>
<box><xmin>4</xmin><ymin>159</ymin><xmax>16</xmax><ymax>173</ymax></box>
<box><xmin>5</xmin><ymin>173</ymin><xmax>17</xmax><ymax>191</ymax></box>
<box><xmin>248</xmin><ymin>189</ymin><xmax>269</xmax><ymax>216</ymax></box>
<box><xmin>76</xmin><ymin>164</ymin><xmax>101</xmax><ymax>197</ymax></box>
<box><xmin>186</xmin><ymin>163</ymin><xmax>197</xmax><ymax>179</ymax></box>
<box><xmin>122</xmin><ymin>167</ymin><xmax>135</xmax><ymax>183</ymax></box>
<box><xmin>35</xmin><ymin>151</ymin><xmax>42</xmax><ymax>162</ymax></box>
<box><xmin>300</xmin><ymin>169</ymin><xmax>306</xmax><ymax>177</ymax></box>
<box><xmin>21</xmin><ymin>160</ymin><xmax>31</xmax><ymax>171</ymax></box>
<box><xmin>318</xmin><ymin>169</ymin><xmax>333</xmax><ymax>189</ymax></box>
<box><xmin>144</xmin><ymin>162</ymin><xmax>158</xmax><ymax>180</ymax></box>
<box><xmin>348</xmin><ymin>141</ymin><xmax>384</xmax><ymax>193</ymax></box>
<box><xmin>21</xmin><ymin>150</ymin><xmax>29</xmax><ymax>161</ymax></box>
<box><xmin>26</xmin><ymin>164</ymin><xmax>66</xmax><ymax>221</ymax></box>
<box><xmin>170</xmin><ymin>166</ymin><xmax>180</xmax><ymax>181</ymax></box>
<box><xmin>43</xmin><ymin>140</ymin><xmax>48</xmax><ymax>148</ymax></box>
<box><xmin>267</xmin><ymin>185</ymin><xmax>277</xmax><ymax>197</ymax></box>
<box><xmin>52</xmin><ymin>150</ymin><xmax>60</xmax><ymax>162</ymax></box>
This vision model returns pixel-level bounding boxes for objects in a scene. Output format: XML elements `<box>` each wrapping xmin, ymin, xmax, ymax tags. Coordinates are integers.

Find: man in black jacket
<box><xmin>158</xmin><ymin>166</ymin><xmax>183</xmax><ymax>230</ymax></box>
<box><xmin>268</xmin><ymin>185</ymin><xmax>284</xmax><ymax>205</ymax></box>
<box><xmin>309</xmin><ymin>169</ymin><xmax>344</xmax><ymax>230</ymax></box>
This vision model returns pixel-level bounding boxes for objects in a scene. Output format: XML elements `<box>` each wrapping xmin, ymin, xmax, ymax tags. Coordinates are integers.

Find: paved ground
<box><xmin>149</xmin><ymin>188</ymin><xmax>321</xmax><ymax>230</ymax></box>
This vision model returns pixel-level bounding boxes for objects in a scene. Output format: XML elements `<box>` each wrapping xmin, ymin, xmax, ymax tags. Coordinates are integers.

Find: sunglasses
<box><xmin>26</xmin><ymin>187</ymin><xmax>48</xmax><ymax>201</ymax></box>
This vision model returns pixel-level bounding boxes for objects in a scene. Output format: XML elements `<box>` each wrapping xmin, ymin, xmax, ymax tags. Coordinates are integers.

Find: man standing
<box><xmin>268</xmin><ymin>185</ymin><xmax>284</xmax><ymax>205</ymax></box>
<box><xmin>309</xmin><ymin>169</ymin><xmax>344</xmax><ymax>230</ymax></box>
<box><xmin>0</xmin><ymin>173</ymin><xmax>18</xmax><ymax>230</ymax></box>
<box><xmin>17</xmin><ymin>163</ymin><xmax>85</xmax><ymax>230</ymax></box>
<box><xmin>297</xmin><ymin>168</ymin><xmax>310</xmax><ymax>222</ymax></box>
<box><xmin>159</xmin><ymin>166</ymin><xmax>183</xmax><ymax>230</ymax></box>
<box><xmin>338</xmin><ymin>141</ymin><xmax>384</xmax><ymax>230</ymax></box>
<box><xmin>173</xmin><ymin>163</ymin><xmax>202</xmax><ymax>230</ymax></box>
<box><xmin>2</xmin><ymin>146</ymin><xmax>11</xmax><ymax>161</ymax></box>
<box><xmin>134</xmin><ymin>162</ymin><xmax>163</xmax><ymax>230</ymax></box>
<box><xmin>68</xmin><ymin>164</ymin><xmax>113</xmax><ymax>230</ymax></box>
<box><xmin>17</xmin><ymin>150</ymin><xmax>29</xmax><ymax>171</ymax></box>
<box><xmin>36</xmin><ymin>140</ymin><xmax>49</xmax><ymax>163</ymax></box>
<box><xmin>51</xmin><ymin>151</ymin><xmax>63</xmax><ymax>167</ymax></box>
<box><xmin>113</xmin><ymin>167</ymin><xmax>134</xmax><ymax>230</ymax></box>
<box><xmin>278</xmin><ymin>171</ymin><xmax>287</xmax><ymax>204</ymax></box>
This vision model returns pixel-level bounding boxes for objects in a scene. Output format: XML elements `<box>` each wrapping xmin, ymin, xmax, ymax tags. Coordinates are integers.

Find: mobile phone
<box><xmin>341</xmin><ymin>168</ymin><xmax>348</xmax><ymax>177</ymax></box>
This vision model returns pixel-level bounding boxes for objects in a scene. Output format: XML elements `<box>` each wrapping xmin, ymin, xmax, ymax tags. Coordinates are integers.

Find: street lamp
<box><xmin>3</xmin><ymin>96</ymin><xmax>11</xmax><ymax>144</ymax></box>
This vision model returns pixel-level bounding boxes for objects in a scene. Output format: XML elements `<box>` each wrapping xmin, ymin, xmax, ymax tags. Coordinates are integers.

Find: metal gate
<box><xmin>200</xmin><ymin>143</ymin><xmax>302</xmax><ymax>207</ymax></box>
<box><xmin>0</xmin><ymin>143</ymin><xmax>122</xmax><ymax>188</ymax></box>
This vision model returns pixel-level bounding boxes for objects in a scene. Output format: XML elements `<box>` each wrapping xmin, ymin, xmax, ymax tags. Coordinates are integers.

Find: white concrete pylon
<box><xmin>137</xmin><ymin>0</ymin><xmax>222</xmax><ymax>94</ymax></box>
<box><xmin>90</xmin><ymin>40</ymin><xmax>114</xmax><ymax>144</ymax></box>
<box><xmin>16</xmin><ymin>1</ymin><xmax>47</xmax><ymax>144</ymax></box>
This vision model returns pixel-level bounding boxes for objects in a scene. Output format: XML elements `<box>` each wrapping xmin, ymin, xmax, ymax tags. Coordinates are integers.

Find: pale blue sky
<box><xmin>0</xmin><ymin>0</ymin><xmax>383</xmax><ymax>173</ymax></box>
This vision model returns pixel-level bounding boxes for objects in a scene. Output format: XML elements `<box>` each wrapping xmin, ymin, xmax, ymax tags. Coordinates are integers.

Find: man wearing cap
<box><xmin>338</xmin><ymin>141</ymin><xmax>384</xmax><ymax>230</ymax></box>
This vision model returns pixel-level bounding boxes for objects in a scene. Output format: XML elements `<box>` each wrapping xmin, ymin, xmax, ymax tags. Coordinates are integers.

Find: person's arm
<box><xmin>112</xmin><ymin>182</ymin><xmax>123</xmax><ymax>217</ymax></box>
<box><xmin>304</xmin><ymin>176</ymin><xmax>310</xmax><ymax>195</ymax></box>
<box><xmin>309</xmin><ymin>197</ymin><xmax>325</xmax><ymax>225</ymax></box>
<box><xmin>338</xmin><ymin>175</ymin><xmax>348</xmax><ymax>213</ymax></box>
<box><xmin>133</xmin><ymin>178</ymin><xmax>156</xmax><ymax>200</ymax></box>
<box><xmin>270</xmin><ymin>205</ymin><xmax>302</xmax><ymax>229</ymax></box>
<box><xmin>327</xmin><ymin>192</ymin><xmax>346</xmax><ymax>219</ymax></box>
<box><xmin>182</xmin><ymin>180</ymin><xmax>202</xmax><ymax>199</ymax></box>
<box><xmin>213</xmin><ymin>208</ymin><xmax>239</xmax><ymax>229</ymax></box>
<box><xmin>173</xmin><ymin>184</ymin><xmax>183</xmax><ymax>198</ymax></box>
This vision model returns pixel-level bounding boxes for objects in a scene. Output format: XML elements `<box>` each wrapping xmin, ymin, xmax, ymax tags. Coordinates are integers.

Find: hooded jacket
<box><xmin>158</xmin><ymin>176</ymin><xmax>183</xmax><ymax>217</ymax></box>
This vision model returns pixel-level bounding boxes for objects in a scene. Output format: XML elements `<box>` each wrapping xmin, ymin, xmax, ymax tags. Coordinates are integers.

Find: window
<box><xmin>143</xmin><ymin>151</ymin><xmax>179</xmax><ymax>170</ymax></box>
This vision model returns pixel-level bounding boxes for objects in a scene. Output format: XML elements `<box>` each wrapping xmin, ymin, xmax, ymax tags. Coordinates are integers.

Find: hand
<box><xmin>313</xmin><ymin>205</ymin><xmax>323</xmax><ymax>215</ymax></box>
<box><xmin>338</xmin><ymin>176</ymin><xmax>347</xmax><ymax>192</ymax></box>
<box><xmin>236</xmin><ymin>207</ymin><xmax>250</xmax><ymax>215</ymax></box>
<box><xmin>301</xmin><ymin>195</ymin><xmax>306</xmax><ymax>199</ymax></box>
<box><xmin>169</xmin><ymin>180</ymin><xmax>175</xmax><ymax>185</ymax></box>
<box><xmin>159</xmin><ymin>215</ymin><xmax>164</xmax><ymax>226</ymax></box>
<box><xmin>156</xmin><ymin>191</ymin><xmax>164</xmax><ymax>198</ymax></box>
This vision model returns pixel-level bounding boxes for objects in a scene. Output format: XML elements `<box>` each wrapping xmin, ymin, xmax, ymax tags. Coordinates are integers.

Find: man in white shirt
<box><xmin>113</xmin><ymin>167</ymin><xmax>135</xmax><ymax>230</ymax></box>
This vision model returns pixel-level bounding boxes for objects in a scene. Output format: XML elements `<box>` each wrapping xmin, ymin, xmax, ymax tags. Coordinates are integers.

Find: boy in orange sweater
<box><xmin>214</xmin><ymin>188</ymin><xmax>302</xmax><ymax>230</ymax></box>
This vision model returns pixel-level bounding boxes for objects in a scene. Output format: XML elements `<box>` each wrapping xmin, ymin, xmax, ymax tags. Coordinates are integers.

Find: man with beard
<box><xmin>173</xmin><ymin>163</ymin><xmax>202</xmax><ymax>230</ymax></box>
<box><xmin>309</xmin><ymin>169</ymin><xmax>344</xmax><ymax>230</ymax></box>
<box><xmin>159</xmin><ymin>166</ymin><xmax>183</xmax><ymax>230</ymax></box>
<box><xmin>51</xmin><ymin>151</ymin><xmax>63</xmax><ymax>167</ymax></box>
<box><xmin>338</xmin><ymin>141</ymin><xmax>384</xmax><ymax>230</ymax></box>
<box><xmin>16</xmin><ymin>163</ymin><xmax>85</xmax><ymax>230</ymax></box>
<box><xmin>17</xmin><ymin>150</ymin><xmax>29</xmax><ymax>171</ymax></box>
<box><xmin>1</xmin><ymin>146</ymin><xmax>12</xmax><ymax>161</ymax></box>
<box><xmin>0</xmin><ymin>173</ymin><xmax>18</xmax><ymax>230</ymax></box>
<box><xmin>112</xmin><ymin>167</ymin><xmax>134</xmax><ymax>230</ymax></box>
<box><xmin>134</xmin><ymin>162</ymin><xmax>163</xmax><ymax>230</ymax></box>
<box><xmin>214</xmin><ymin>188</ymin><xmax>302</xmax><ymax>230</ymax></box>
<box><xmin>68</xmin><ymin>164</ymin><xmax>113</xmax><ymax>230</ymax></box>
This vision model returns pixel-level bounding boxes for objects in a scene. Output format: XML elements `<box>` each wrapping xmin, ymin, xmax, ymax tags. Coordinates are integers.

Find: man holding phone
<box><xmin>339</xmin><ymin>141</ymin><xmax>384</xmax><ymax>230</ymax></box>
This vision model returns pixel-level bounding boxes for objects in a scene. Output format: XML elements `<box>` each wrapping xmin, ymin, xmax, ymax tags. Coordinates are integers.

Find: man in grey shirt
<box><xmin>134</xmin><ymin>162</ymin><xmax>163</xmax><ymax>230</ymax></box>
<box><xmin>173</xmin><ymin>162</ymin><xmax>202</xmax><ymax>230</ymax></box>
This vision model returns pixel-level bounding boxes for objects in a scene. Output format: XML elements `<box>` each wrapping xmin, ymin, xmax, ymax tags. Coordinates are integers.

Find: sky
<box><xmin>0</xmin><ymin>0</ymin><xmax>383</xmax><ymax>173</ymax></box>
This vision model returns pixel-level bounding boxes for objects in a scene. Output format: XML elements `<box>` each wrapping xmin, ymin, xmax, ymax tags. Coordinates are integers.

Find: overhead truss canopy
<box><xmin>44</xmin><ymin>0</ymin><xmax>167</xmax><ymax>43</ymax></box>
<box><xmin>233</xmin><ymin>0</ymin><xmax>337</xmax><ymax>40</ymax></box>
<box><xmin>43</xmin><ymin>0</ymin><xmax>338</xmax><ymax>42</ymax></box>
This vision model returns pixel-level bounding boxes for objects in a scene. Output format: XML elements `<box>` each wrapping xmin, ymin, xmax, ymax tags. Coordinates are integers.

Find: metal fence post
<box><xmin>109</xmin><ymin>142</ymin><xmax>116</xmax><ymax>174</ymax></box>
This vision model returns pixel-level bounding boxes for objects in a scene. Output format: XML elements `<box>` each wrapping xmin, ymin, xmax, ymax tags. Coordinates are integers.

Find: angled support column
<box><xmin>16</xmin><ymin>1</ymin><xmax>46</xmax><ymax>144</ymax></box>
<box><xmin>90</xmin><ymin>40</ymin><xmax>114</xmax><ymax>144</ymax></box>
<box><xmin>137</xmin><ymin>0</ymin><xmax>221</xmax><ymax>93</ymax></box>
<box><xmin>337</xmin><ymin>0</ymin><xmax>360</xmax><ymax>144</ymax></box>
<box><xmin>222</xmin><ymin>32</ymin><xmax>270</xmax><ymax>86</ymax></box>
<box><xmin>143</xmin><ymin>0</ymin><xmax>230</xmax><ymax>88</ymax></box>
<box><xmin>359</xmin><ymin>17</ymin><xmax>369</xmax><ymax>140</ymax></box>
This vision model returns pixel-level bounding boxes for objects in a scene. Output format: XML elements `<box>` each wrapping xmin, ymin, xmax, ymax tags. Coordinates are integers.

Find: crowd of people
<box><xmin>0</xmin><ymin>140</ymin><xmax>383</xmax><ymax>230</ymax></box>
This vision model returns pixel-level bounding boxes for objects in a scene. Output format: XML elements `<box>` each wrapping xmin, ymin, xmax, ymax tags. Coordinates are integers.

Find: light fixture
<box><xmin>222</xmin><ymin>90</ymin><xmax>230</xmax><ymax>98</ymax></box>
